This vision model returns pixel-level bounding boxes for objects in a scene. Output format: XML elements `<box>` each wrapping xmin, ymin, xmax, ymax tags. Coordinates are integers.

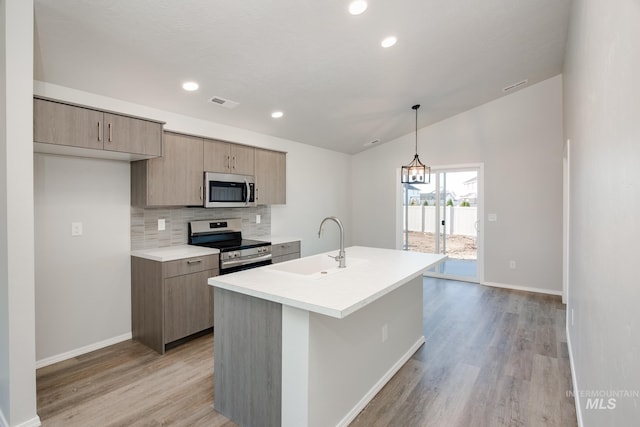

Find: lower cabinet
<box><xmin>271</xmin><ymin>240</ymin><xmax>301</xmax><ymax>264</ymax></box>
<box><xmin>131</xmin><ymin>254</ymin><xmax>218</xmax><ymax>354</ymax></box>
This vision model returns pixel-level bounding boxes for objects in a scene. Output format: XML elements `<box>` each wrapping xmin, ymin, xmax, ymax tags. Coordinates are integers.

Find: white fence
<box><xmin>403</xmin><ymin>206</ymin><xmax>477</xmax><ymax>237</ymax></box>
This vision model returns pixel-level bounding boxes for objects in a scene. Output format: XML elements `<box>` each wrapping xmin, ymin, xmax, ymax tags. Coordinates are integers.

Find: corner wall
<box><xmin>351</xmin><ymin>76</ymin><xmax>564</xmax><ymax>293</ymax></box>
<box><xmin>0</xmin><ymin>0</ymin><xmax>39</xmax><ymax>425</ymax></box>
<box><xmin>563</xmin><ymin>0</ymin><xmax>640</xmax><ymax>424</ymax></box>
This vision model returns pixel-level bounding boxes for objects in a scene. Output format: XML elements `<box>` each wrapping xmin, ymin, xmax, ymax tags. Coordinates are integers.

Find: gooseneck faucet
<box><xmin>318</xmin><ymin>216</ymin><xmax>346</xmax><ymax>268</ymax></box>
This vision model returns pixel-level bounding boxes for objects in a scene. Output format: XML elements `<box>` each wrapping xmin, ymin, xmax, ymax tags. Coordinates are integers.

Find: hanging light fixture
<box><xmin>401</xmin><ymin>104</ymin><xmax>430</xmax><ymax>184</ymax></box>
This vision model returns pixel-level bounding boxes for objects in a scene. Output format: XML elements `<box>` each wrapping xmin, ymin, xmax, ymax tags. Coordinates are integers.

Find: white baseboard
<box><xmin>566</xmin><ymin>323</ymin><xmax>584</xmax><ymax>427</ymax></box>
<box><xmin>336</xmin><ymin>335</ymin><xmax>426</xmax><ymax>427</ymax></box>
<box><xmin>0</xmin><ymin>410</ymin><xmax>41</xmax><ymax>427</ymax></box>
<box><xmin>36</xmin><ymin>332</ymin><xmax>132</xmax><ymax>369</ymax></box>
<box><xmin>482</xmin><ymin>280</ymin><xmax>562</xmax><ymax>296</ymax></box>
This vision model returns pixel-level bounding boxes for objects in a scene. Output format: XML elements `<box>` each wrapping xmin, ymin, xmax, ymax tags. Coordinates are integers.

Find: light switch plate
<box><xmin>158</xmin><ymin>219</ymin><xmax>166</xmax><ymax>231</ymax></box>
<box><xmin>71</xmin><ymin>222</ymin><xmax>83</xmax><ymax>236</ymax></box>
<box><xmin>256</xmin><ymin>214</ymin><xmax>261</xmax><ymax>224</ymax></box>
<box><xmin>488</xmin><ymin>213</ymin><xmax>497</xmax><ymax>222</ymax></box>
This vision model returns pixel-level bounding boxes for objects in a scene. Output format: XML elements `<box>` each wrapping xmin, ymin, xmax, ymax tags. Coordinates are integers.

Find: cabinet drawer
<box><xmin>271</xmin><ymin>241</ymin><xmax>300</xmax><ymax>258</ymax></box>
<box><xmin>163</xmin><ymin>254</ymin><xmax>218</xmax><ymax>278</ymax></box>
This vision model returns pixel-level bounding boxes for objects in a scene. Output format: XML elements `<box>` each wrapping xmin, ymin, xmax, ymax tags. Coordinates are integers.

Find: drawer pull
<box><xmin>187</xmin><ymin>259</ymin><xmax>203</xmax><ymax>265</ymax></box>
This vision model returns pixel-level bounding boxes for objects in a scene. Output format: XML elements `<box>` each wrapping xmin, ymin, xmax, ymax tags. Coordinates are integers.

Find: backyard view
<box><xmin>403</xmin><ymin>169</ymin><xmax>479</xmax><ymax>279</ymax></box>
<box><xmin>406</xmin><ymin>231</ymin><xmax>477</xmax><ymax>259</ymax></box>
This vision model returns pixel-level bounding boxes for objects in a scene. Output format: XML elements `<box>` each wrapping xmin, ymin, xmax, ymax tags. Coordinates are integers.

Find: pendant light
<box><xmin>401</xmin><ymin>104</ymin><xmax>430</xmax><ymax>184</ymax></box>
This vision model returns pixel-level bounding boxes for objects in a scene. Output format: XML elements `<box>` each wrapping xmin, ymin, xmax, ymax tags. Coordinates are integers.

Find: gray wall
<box><xmin>34</xmin><ymin>154</ymin><xmax>132</xmax><ymax>362</ymax></box>
<box><xmin>563</xmin><ymin>0</ymin><xmax>640</xmax><ymax>425</ymax></box>
<box><xmin>351</xmin><ymin>76</ymin><xmax>564</xmax><ymax>293</ymax></box>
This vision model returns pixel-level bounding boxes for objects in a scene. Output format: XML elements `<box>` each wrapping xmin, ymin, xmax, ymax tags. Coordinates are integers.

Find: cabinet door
<box><xmin>146</xmin><ymin>133</ymin><xmax>203</xmax><ymax>206</ymax></box>
<box><xmin>34</xmin><ymin>98</ymin><xmax>103</xmax><ymax>149</ymax></box>
<box><xmin>255</xmin><ymin>149</ymin><xmax>286</xmax><ymax>205</ymax></box>
<box><xmin>164</xmin><ymin>269</ymin><xmax>216</xmax><ymax>343</ymax></box>
<box><xmin>203</xmin><ymin>139</ymin><xmax>231</xmax><ymax>173</ymax></box>
<box><xmin>104</xmin><ymin>113</ymin><xmax>162</xmax><ymax>156</ymax></box>
<box><xmin>230</xmin><ymin>144</ymin><xmax>255</xmax><ymax>175</ymax></box>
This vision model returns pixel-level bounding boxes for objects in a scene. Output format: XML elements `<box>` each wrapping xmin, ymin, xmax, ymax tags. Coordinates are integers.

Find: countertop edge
<box><xmin>131</xmin><ymin>245</ymin><xmax>220</xmax><ymax>262</ymax></box>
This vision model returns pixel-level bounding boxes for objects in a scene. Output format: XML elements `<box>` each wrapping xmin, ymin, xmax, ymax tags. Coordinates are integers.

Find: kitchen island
<box><xmin>209</xmin><ymin>246</ymin><xmax>445</xmax><ymax>427</ymax></box>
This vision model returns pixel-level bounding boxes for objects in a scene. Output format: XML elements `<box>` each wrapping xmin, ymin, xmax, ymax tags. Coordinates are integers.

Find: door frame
<box><xmin>396</xmin><ymin>163</ymin><xmax>484</xmax><ymax>283</ymax></box>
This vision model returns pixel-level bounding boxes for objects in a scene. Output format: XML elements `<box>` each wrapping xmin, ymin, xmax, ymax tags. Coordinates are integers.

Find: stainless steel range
<box><xmin>188</xmin><ymin>219</ymin><xmax>271</xmax><ymax>274</ymax></box>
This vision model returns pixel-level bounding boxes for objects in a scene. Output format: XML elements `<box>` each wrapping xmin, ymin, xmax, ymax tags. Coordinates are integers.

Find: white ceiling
<box><xmin>33</xmin><ymin>0</ymin><xmax>572</xmax><ymax>154</ymax></box>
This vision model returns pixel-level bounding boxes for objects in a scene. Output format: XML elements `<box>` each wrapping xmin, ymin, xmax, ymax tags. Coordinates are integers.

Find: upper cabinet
<box><xmin>131</xmin><ymin>130</ymin><xmax>286</xmax><ymax>207</ymax></box>
<box><xmin>102</xmin><ymin>112</ymin><xmax>163</xmax><ymax>156</ymax></box>
<box><xmin>33</xmin><ymin>97</ymin><xmax>163</xmax><ymax>160</ymax></box>
<box><xmin>255</xmin><ymin>148</ymin><xmax>286</xmax><ymax>205</ymax></box>
<box><xmin>131</xmin><ymin>132</ymin><xmax>204</xmax><ymax>207</ymax></box>
<box><xmin>203</xmin><ymin>139</ymin><xmax>254</xmax><ymax>176</ymax></box>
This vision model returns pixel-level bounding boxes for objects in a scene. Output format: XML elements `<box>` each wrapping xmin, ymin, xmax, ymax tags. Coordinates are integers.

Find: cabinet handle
<box><xmin>97</xmin><ymin>122</ymin><xmax>101</xmax><ymax>142</ymax></box>
<box><xmin>108</xmin><ymin>123</ymin><xmax>112</xmax><ymax>142</ymax></box>
<box><xmin>187</xmin><ymin>259</ymin><xmax>203</xmax><ymax>265</ymax></box>
<box><xmin>199</xmin><ymin>186</ymin><xmax>203</xmax><ymax>200</ymax></box>
<box><xmin>233</xmin><ymin>156</ymin><xmax>237</xmax><ymax>169</ymax></box>
<box><xmin>227</xmin><ymin>155</ymin><xmax>231</xmax><ymax>169</ymax></box>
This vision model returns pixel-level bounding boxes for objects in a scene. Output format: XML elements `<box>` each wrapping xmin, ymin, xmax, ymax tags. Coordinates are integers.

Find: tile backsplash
<box><xmin>131</xmin><ymin>205</ymin><xmax>271</xmax><ymax>250</ymax></box>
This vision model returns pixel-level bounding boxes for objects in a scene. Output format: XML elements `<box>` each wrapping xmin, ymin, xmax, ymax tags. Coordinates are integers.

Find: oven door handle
<box><xmin>221</xmin><ymin>253</ymin><xmax>272</xmax><ymax>269</ymax></box>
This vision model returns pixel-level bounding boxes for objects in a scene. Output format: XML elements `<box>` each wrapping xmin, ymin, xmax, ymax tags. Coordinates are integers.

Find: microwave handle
<box><xmin>245</xmin><ymin>179</ymin><xmax>250</xmax><ymax>205</ymax></box>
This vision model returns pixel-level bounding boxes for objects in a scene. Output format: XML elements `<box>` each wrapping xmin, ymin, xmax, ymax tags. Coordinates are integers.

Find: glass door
<box><xmin>403</xmin><ymin>167</ymin><xmax>480</xmax><ymax>282</ymax></box>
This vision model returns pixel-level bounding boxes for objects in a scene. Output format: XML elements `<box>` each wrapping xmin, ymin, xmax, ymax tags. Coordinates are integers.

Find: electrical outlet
<box><xmin>509</xmin><ymin>260</ymin><xmax>516</xmax><ymax>269</ymax></box>
<box><xmin>488</xmin><ymin>213</ymin><xmax>497</xmax><ymax>222</ymax></box>
<box><xmin>158</xmin><ymin>219</ymin><xmax>166</xmax><ymax>231</ymax></box>
<box><xmin>382</xmin><ymin>324</ymin><xmax>388</xmax><ymax>343</ymax></box>
<box><xmin>71</xmin><ymin>222</ymin><xmax>83</xmax><ymax>236</ymax></box>
<box><xmin>256</xmin><ymin>214</ymin><xmax>261</xmax><ymax>224</ymax></box>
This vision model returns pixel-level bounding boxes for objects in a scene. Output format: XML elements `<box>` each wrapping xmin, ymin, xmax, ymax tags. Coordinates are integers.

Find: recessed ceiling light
<box><xmin>348</xmin><ymin>0</ymin><xmax>368</xmax><ymax>15</ymax></box>
<box><xmin>271</xmin><ymin>111</ymin><xmax>284</xmax><ymax>119</ymax></box>
<box><xmin>381</xmin><ymin>36</ymin><xmax>397</xmax><ymax>48</ymax></box>
<box><xmin>182</xmin><ymin>81</ymin><xmax>199</xmax><ymax>91</ymax></box>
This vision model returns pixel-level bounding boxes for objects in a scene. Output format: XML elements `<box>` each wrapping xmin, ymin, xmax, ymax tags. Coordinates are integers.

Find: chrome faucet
<box><xmin>318</xmin><ymin>216</ymin><xmax>346</xmax><ymax>268</ymax></box>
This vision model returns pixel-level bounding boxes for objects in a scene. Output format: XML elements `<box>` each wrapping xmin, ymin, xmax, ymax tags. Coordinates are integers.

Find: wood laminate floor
<box><xmin>36</xmin><ymin>278</ymin><xmax>577</xmax><ymax>426</ymax></box>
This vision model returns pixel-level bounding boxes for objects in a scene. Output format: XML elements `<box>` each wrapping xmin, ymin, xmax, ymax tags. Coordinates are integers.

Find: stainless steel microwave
<box><xmin>204</xmin><ymin>172</ymin><xmax>255</xmax><ymax>208</ymax></box>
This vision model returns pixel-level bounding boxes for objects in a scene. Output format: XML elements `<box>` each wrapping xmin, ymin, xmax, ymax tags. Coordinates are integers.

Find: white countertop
<box><xmin>209</xmin><ymin>246</ymin><xmax>446</xmax><ymax>318</ymax></box>
<box><xmin>131</xmin><ymin>245</ymin><xmax>220</xmax><ymax>262</ymax></box>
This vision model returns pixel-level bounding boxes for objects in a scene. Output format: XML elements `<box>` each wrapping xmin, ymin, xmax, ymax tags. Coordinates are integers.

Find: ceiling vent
<box><xmin>502</xmin><ymin>79</ymin><xmax>528</xmax><ymax>93</ymax></box>
<box><xmin>209</xmin><ymin>96</ymin><xmax>239</xmax><ymax>109</ymax></box>
<box><xmin>363</xmin><ymin>139</ymin><xmax>380</xmax><ymax>147</ymax></box>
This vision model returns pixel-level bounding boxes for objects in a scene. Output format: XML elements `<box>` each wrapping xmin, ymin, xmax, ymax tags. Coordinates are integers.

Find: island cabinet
<box><xmin>131</xmin><ymin>132</ymin><xmax>204</xmax><ymax>207</ymax></box>
<box><xmin>203</xmin><ymin>139</ymin><xmax>255</xmax><ymax>176</ymax></box>
<box><xmin>34</xmin><ymin>97</ymin><xmax>163</xmax><ymax>158</ymax></box>
<box><xmin>210</xmin><ymin>247</ymin><xmax>447</xmax><ymax>427</ymax></box>
<box><xmin>131</xmin><ymin>253</ymin><xmax>219</xmax><ymax>354</ymax></box>
<box><xmin>271</xmin><ymin>240</ymin><xmax>300</xmax><ymax>264</ymax></box>
<box><xmin>255</xmin><ymin>148</ymin><xmax>286</xmax><ymax>205</ymax></box>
